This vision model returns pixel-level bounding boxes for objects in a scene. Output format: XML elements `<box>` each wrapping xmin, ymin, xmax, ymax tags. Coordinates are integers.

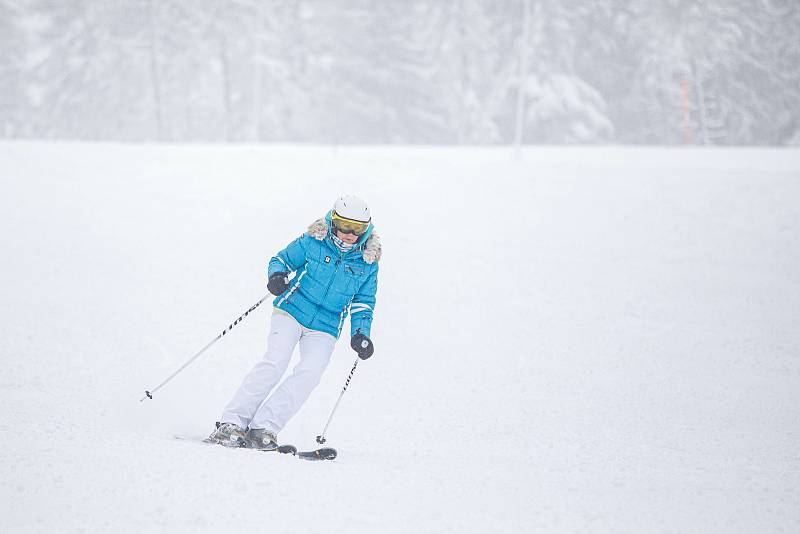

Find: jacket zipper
<box><xmin>310</xmin><ymin>250</ymin><xmax>343</xmax><ymax>324</ymax></box>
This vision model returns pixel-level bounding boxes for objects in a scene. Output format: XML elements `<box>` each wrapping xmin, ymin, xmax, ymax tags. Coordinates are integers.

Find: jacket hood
<box><xmin>307</xmin><ymin>216</ymin><xmax>382</xmax><ymax>264</ymax></box>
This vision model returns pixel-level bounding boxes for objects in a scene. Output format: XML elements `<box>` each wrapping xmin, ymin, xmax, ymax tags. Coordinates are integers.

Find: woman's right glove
<box><xmin>351</xmin><ymin>332</ymin><xmax>374</xmax><ymax>360</ymax></box>
<box><xmin>267</xmin><ymin>272</ymin><xmax>290</xmax><ymax>296</ymax></box>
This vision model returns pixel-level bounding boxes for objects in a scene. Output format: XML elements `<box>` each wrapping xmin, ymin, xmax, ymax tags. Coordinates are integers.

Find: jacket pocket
<box><xmin>342</xmin><ymin>264</ymin><xmax>365</xmax><ymax>294</ymax></box>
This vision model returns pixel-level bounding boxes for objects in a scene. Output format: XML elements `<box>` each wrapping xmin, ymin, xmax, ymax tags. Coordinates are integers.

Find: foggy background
<box><xmin>1</xmin><ymin>0</ymin><xmax>799</xmax><ymax>146</ymax></box>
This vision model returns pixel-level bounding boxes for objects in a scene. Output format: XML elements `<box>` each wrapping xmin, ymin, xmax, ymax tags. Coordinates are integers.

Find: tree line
<box><xmin>1</xmin><ymin>0</ymin><xmax>798</xmax><ymax>145</ymax></box>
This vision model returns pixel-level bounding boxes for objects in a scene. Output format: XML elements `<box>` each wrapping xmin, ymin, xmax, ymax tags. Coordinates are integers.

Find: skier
<box><xmin>207</xmin><ymin>195</ymin><xmax>381</xmax><ymax>450</ymax></box>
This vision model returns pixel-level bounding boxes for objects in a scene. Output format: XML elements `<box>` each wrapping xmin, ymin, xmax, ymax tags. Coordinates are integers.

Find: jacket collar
<box><xmin>307</xmin><ymin>215</ymin><xmax>382</xmax><ymax>264</ymax></box>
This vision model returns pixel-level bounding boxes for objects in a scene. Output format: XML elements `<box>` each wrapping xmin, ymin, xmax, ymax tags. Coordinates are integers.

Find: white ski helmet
<box><xmin>332</xmin><ymin>195</ymin><xmax>371</xmax><ymax>223</ymax></box>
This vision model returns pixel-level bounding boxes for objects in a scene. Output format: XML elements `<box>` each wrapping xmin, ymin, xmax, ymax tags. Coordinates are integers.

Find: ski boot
<box><xmin>247</xmin><ymin>428</ymin><xmax>279</xmax><ymax>451</ymax></box>
<box><xmin>205</xmin><ymin>422</ymin><xmax>247</xmax><ymax>448</ymax></box>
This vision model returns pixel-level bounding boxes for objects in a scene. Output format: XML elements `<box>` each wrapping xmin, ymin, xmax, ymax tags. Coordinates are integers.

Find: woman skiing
<box><xmin>207</xmin><ymin>195</ymin><xmax>381</xmax><ymax>450</ymax></box>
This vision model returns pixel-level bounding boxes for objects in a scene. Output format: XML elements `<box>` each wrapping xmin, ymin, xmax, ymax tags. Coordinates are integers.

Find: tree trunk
<box><xmin>513</xmin><ymin>0</ymin><xmax>531</xmax><ymax>149</ymax></box>
<box><xmin>147</xmin><ymin>0</ymin><xmax>164</xmax><ymax>141</ymax></box>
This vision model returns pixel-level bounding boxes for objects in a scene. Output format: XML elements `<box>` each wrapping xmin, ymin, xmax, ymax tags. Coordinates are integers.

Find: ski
<box><xmin>298</xmin><ymin>448</ymin><xmax>337</xmax><ymax>461</ymax></box>
<box><xmin>174</xmin><ymin>436</ymin><xmax>336</xmax><ymax>460</ymax></box>
<box><xmin>277</xmin><ymin>444</ymin><xmax>299</xmax><ymax>455</ymax></box>
<box><xmin>175</xmin><ymin>435</ymin><xmax>296</xmax><ymax>454</ymax></box>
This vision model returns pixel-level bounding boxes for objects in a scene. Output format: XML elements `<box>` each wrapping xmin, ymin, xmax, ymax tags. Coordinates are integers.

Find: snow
<box><xmin>1</xmin><ymin>142</ymin><xmax>798</xmax><ymax>533</ymax></box>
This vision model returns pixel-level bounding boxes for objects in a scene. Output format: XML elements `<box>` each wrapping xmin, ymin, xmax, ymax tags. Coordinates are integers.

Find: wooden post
<box><xmin>513</xmin><ymin>0</ymin><xmax>531</xmax><ymax>150</ymax></box>
<box><xmin>147</xmin><ymin>0</ymin><xmax>164</xmax><ymax>141</ymax></box>
<box><xmin>680</xmin><ymin>79</ymin><xmax>692</xmax><ymax>145</ymax></box>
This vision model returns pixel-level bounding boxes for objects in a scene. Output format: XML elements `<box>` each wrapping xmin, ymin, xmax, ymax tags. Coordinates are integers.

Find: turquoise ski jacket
<box><xmin>267</xmin><ymin>212</ymin><xmax>381</xmax><ymax>339</ymax></box>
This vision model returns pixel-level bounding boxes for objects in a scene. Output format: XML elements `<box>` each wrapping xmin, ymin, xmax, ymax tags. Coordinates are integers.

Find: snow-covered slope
<box><xmin>1</xmin><ymin>143</ymin><xmax>798</xmax><ymax>533</ymax></box>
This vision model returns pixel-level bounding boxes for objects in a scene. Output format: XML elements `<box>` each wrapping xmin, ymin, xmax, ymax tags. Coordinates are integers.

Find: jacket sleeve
<box><xmin>350</xmin><ymin>264</ymin><xmax>378</xmax><ymax>338</ymax></box>
<box><xmin>268</xmin><ymin>236</ymin><xmax>307</xmax><ymax>277</ymax></box>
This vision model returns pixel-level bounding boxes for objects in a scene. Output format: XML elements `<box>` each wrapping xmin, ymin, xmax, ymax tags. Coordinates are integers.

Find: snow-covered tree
<box><xmin>514</xmin><ymin>0</ymin><xmax>614</xmax><ymax>143</ymax></box>
<box><xmin>0</xmin><ymin>0</ymin><xmax>797</xmax><ymax>144</ymax></box>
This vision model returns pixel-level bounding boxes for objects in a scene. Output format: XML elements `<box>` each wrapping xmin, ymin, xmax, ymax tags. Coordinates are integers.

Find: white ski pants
<box><xmin>220</xmin><ymin>311</ymin><xmax>336</xmax><ymax>434</ymax></box>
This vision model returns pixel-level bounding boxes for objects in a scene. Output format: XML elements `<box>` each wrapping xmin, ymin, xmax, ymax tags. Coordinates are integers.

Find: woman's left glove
<box><xmin>351</xmin><ymin>332</ymin><xmax>374</xmax><ymax>360</ymax></box>
<box><xmin>268</xmin><ymin>272</ymin><xmax>290</xmax><ymax>296</ymax></box>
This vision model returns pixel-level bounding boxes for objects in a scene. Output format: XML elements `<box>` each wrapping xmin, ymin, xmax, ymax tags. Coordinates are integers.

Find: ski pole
<box><xmin>316</xmin><ymin>357</ymin><xmax>360</xmax><ymax>444</ymax></box>
<box><xmin>140</xmin><ymin>292</ymin><xmax>271</xmax><ymax>402</ymax></box>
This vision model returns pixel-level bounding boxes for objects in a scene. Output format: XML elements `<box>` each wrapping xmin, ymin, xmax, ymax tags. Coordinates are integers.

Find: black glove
<box><xmin>267</xmin><ymin>272</ymin><xmax>290</xmax><ymax>296</ymax></box>
<box><xmin>351</xmin><ymin>332</ymin><xmax>374</xmax><ymax>360</ymax></box>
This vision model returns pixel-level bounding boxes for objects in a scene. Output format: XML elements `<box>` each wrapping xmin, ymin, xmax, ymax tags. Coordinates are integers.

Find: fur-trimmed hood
<box><xmin>307</xmin><ymin>218</ymin><xmax>382</xmax><ymax>264</ymax></box>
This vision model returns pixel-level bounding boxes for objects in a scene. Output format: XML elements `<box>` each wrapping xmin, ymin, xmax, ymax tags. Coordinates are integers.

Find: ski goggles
<box><xmin>331</xmin><ymin>211</ymin><xmax>370</xmax><ymax>236</ymax></box>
